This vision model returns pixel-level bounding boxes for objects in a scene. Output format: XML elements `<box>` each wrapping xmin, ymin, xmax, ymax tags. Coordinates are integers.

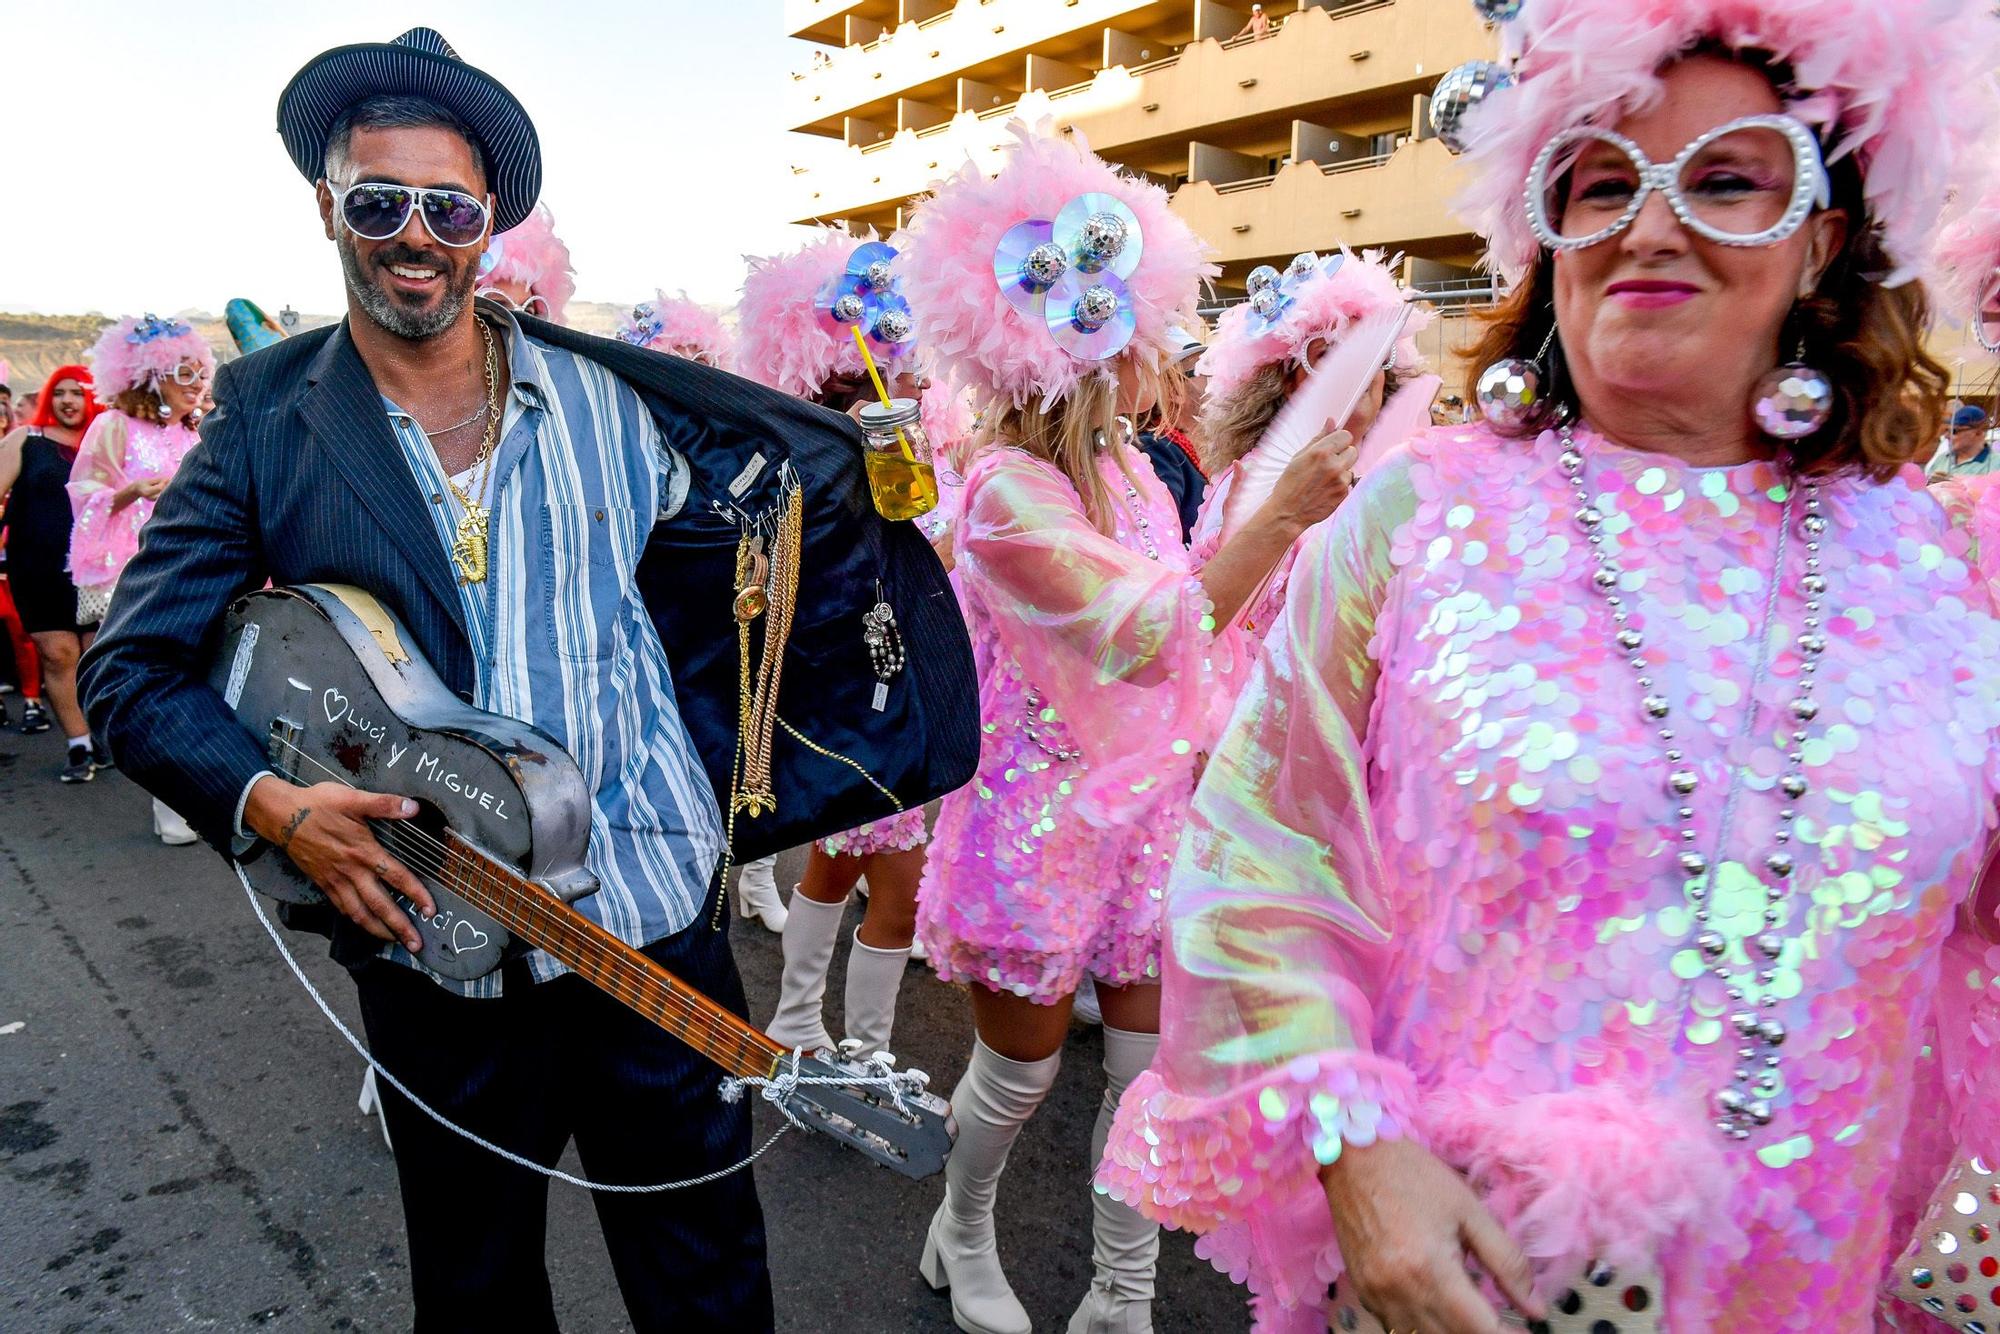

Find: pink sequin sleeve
<box><xmin>65</xmin><ymin>412</ymin><xmax>137</xmax><ymax>588</ymax></box>
<box><xmin>1098</xmin><ymin>456</ymin><xmax>1423</xmax><ymax>1313</ymax></box>
<box><xmin>956</xmin><ymin>446</ymin><xmax>1225</xmax><ymax>824</ymax></box>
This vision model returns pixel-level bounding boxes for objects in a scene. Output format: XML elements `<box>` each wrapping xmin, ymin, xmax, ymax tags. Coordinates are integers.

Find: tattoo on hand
<box><xmin>278</xmin><ymin>806</ymin><xmax>311</xmax><ymax>850</ymax></box>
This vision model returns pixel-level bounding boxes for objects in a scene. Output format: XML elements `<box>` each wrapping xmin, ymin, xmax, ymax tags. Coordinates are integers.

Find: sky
<box><xmin>0</xmin><ymin>1</ymin><xmax>829</xmax><ymax>317</ymax></box>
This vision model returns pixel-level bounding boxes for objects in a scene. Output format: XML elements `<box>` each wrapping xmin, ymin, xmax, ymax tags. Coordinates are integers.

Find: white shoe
<box><xmin>1065</xmin><ymin>1025</ymin><xmax>1161</xmax><ymax>1334</ymax></box>
<box><xmin>766</xmin><ymin>892</ymin><xmax>846</xmax><ymax>1051</ymax></box>
<box><xmin>1073</xmin><ymin>975</ymin><xmax>1103</xmax><ymax>1026</ymax></box>
<box><xmin>357</xmin><ymin>1066</ymin><xmax>393</xmax><ymax>1151</ymax></box>
<box><xmin>736</xmin><ymin>855</ymin><xmax>787</xmax><ymax>933</ymax></box>
<box><xmin>919</xmin><ymin>1040</ymin><xmax>1060</xmax><ymax>1334</ymax></box>
<box><xmin>841</xmin><ymin>930</ymin><xmax>911</xmax><ymax>1058</ymax></box>
<box><xmin>910</xmin><ymin>932</ymin><xmax>929</xmax><ymax>963</ymax></box>
<box><xmin>152</xmin><ymin>799</ymin><xmax>199</xmax><ymax>846</ymax></box>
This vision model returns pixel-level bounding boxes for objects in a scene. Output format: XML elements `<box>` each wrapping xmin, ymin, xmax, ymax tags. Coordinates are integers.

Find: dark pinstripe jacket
<box><xmin>80</xmin><ymin>311</ymin><xmax>978</xmax><ymax>862</ymax></box>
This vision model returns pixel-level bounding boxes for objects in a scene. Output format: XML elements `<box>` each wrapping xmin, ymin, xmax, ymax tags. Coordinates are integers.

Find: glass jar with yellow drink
<box><xmin>857</xmin><ymin>398</ymin><xmax>939</xmax><ymax>522</ymax></box>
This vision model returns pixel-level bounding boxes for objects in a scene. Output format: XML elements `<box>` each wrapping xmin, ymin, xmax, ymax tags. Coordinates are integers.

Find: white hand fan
<box><xmin>1222</xmin><ymin>304</ymin><xmax>1411</xmax><ymax>543</ymax></box>
<box><xmin>1354</xmin><ymin>371</ymin><xmax>1441</xmax><ymax>476</ymax></box>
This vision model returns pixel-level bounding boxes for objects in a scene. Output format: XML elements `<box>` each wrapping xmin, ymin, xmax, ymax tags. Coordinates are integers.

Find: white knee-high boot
<box><xmin>736</xmin><ymin>854</ymin><xmax>788</xmax><ymax>933</ymax></box>
<box><xmin>1066</xmin><ymin>1025</ymin><xmax>1161</xmax><ymax>1334</ymax></box>
<box><xmin>765</xmin><ymin>892</ymin><xmax>846</xmax><ymax>1051</ymax></box>
<box><xmin>920</xmin><ymin>1038</ymin><xmax>1061</xmax><ymax>1334</ymax></box>
<box><xmin>840</xmin><ymin>930</ymin><xmax>911</xmax><ymax>1058</ymax></box>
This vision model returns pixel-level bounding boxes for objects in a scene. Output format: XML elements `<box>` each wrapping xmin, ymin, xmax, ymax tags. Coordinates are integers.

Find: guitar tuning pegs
<box><xmin>905</xmin><ymin>1067</ymin><xmax>931</xmax><ymax>1088</ymax></box>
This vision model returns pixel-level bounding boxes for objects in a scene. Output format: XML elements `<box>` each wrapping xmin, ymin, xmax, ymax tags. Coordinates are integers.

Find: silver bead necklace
<box><xmin>1559</xmin><ymin>422</ymin><xmax>1829</xmax><ymax>1142</ymax></box>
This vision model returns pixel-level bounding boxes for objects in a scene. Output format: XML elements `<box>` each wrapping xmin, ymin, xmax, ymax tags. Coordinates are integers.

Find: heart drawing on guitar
<box><xmin>448</xmin><ymin>918</ymin><xmax>490</xmax><ymax>956</ymax></box>
<box><xmin>322</xmin><ymin>688</ymin><xmax>349</xmax><ymax>725</ymax></box>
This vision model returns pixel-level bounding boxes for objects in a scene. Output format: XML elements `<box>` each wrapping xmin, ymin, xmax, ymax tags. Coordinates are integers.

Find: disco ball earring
<box><xmin>158</xmin><ymin>400</ymin><xmax>174</xmax><ymax>420</ymax></box>
<box><xmin>1750</xmin><ymin>330</ymin><xmax>1834</xmax><ymax>440</ymax></box>
<box><xmin>1477</xmin><ymin>324</ymin><xmax>1560</xmax><ymax>435</ymax></box>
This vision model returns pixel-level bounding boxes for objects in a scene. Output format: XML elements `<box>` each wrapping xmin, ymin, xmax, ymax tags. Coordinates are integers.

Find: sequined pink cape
<box><xmin>65</xmin><ymin>412</ymin><xmax>199</xmax><ymax>589</ymax></box>
<box><xmin>1099</xmin><ymin>423</ymin><xmax>2000</xmax><ymax>1331</ymax></box>
<box><xmin>916</xmin><ymin>443</ymin><xmax>1237</xmax><ymax>1001</ymax></box>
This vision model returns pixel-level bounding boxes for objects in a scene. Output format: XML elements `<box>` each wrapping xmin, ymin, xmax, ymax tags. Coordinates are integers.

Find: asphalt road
<box><xmin>0</xmin><ymin>721</ymin><xmax>1250</xmax><ymax>1333</ymax></box>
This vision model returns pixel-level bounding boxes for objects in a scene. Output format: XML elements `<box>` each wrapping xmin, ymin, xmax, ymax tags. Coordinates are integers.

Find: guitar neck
<box><xmin>429</xmin><ymin>834</ymin><xmax>786</xmax><ymax>1081</ymax></box>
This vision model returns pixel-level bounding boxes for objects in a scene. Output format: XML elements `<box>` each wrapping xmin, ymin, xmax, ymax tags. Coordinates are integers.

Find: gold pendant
<box><xmin>451</xmin><ymin>507</ymin><xmax>489</xmax><ymax>584</ymax></box>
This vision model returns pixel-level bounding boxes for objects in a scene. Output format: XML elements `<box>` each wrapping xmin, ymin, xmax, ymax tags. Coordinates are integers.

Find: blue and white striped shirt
<box><xmin>376</xmin><ymin>311</ymin><xmax>725</xmax><ymax>995</ymax></box>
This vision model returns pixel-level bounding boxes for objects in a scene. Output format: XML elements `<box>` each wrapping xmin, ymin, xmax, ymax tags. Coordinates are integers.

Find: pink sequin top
<box><xmin>66</xmin><ymin>411</ymin><xmax>199</xmax><ymax>589</ymax></box>
<box><xmin>1100</xmin><ymin>423</ymin><xmax>2000</xmax><ymax>1332</ymax></box>
<box><xmin>916</xmin><ymin>442</ymin><xmax>1237</xmax><ymax>1002</ymax></box>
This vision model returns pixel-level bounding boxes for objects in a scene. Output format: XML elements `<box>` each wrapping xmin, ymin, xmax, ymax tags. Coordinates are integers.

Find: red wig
<box><xmin>28</xmin><ymin>364</ymin><xmax>100</xmax><ymax>433</ymax></box>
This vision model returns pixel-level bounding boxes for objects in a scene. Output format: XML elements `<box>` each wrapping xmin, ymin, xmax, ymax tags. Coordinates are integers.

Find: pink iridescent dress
<box><xmin>916</xmin><ymin>442</ymin><xmax>1236</xmax><ymax>1001</ymax></box>
<box><xmin>66</xmin><ymin>412</ymin><xmax>200</xmax><ymax>592</ymax></box>
<box><xmin>1188</xmin><ymin>464</ymin><xmax>1299</xmax><ymax>657</ymax></box>
<box><xmin>1099</xmin><ymin>423</ymin><xmax>2000</xmax><ymax>1332</ymax></box>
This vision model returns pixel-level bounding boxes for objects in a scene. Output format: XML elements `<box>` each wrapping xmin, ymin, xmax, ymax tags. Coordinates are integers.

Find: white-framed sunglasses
<box><xmin>330</xmin><ymin>179</ymin><xmax>493</xmax><ymax>249</ymax></box>
<box><xmin>476</xmin><ymin>288</ymin><xmax>549</xmax><ymax>317</ymax></box>
<box><xmin>1526</xmin><ymin>113</ymin><xmax>1830</xmax><ymax>252</ymax></box>
<box><xmin>156</xmin><ymin>361</ymin><xmax>212</xmax><ymax>388</ymax></box>
<box><xmin>1976</xmin><ymin>271</ymin><xmax>2000</xmax><ymax>354</ymax></box>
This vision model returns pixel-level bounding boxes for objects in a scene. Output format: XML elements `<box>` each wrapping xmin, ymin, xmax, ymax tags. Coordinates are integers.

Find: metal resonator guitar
<box><xmin>209</xmin><ymin>583</ymin><xmax>952</xmax><ymax>1179</ymax></box>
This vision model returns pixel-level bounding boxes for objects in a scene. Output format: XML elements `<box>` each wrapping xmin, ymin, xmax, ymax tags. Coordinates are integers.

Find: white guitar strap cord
<box><xmin>234</xmin><ymin>861</ymin><xmax>922</xmax><ymax>1192</ymax></box>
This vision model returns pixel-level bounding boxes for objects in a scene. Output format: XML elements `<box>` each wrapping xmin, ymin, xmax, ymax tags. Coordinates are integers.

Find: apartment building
<box><xmin>778</xmin><ymin>0</ymin><xmax>1998</xmax><ymax>401</ymax></box>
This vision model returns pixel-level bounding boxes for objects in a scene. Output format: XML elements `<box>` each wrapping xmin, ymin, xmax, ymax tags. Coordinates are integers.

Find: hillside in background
<box><xmin>1</xmin><ymin>301</ymin><xmax>634</xmax><ymax>396</ymax></box>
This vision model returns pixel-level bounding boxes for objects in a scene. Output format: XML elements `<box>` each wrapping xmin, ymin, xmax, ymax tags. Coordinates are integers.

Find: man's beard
<box><xmin>337</xmin><ymin>232</ymin><xmax>477</xmax><ymax>341</ymax></box>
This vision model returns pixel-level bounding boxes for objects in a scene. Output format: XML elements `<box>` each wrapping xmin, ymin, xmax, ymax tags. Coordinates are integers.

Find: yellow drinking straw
<box><xmin>851</xmin><ymin>325</ymin><xmax>920</xmax><ymax>462</ymax></box>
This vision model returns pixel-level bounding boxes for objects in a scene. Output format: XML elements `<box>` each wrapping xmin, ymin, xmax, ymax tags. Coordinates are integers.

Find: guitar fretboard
<box><xmin>402</xmin><ymin>827</ymin><xmax>786</xmax><ymax>1080</ymax></box>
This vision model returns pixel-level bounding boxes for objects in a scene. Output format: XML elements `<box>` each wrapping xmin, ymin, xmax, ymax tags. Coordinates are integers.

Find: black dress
<box><xmin>7</xmin><ymin>432</ymin><xmax>87</xmax><ymax>634</ymax></box>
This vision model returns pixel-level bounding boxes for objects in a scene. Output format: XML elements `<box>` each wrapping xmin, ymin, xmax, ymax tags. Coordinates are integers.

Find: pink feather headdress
<box><xmin>1933</xmin><ymin>183</ymin><xmax>2000</xmax><ymax>320</ymax></box>
<box><xmin>481</xmin><ymin>202</ymin><xmax>577</xmax><ymax>323</ymax></box>
<box><xmin>1455</xmin><ymin>0</ymin><xmax>2000</xmax><ymax>287</ymax></box>
<box><xmin>86</xmin><ymin>314</ymin><xmax>216</xmax><ymax>399</ymax></box>
<box><xmin>616</xmin><ymin>291</ymin><xmax>735</xmax><ymax>369</ymax></box>
<box><xmin>896</xmin><ymin>120</ymin><xmax>1214</xmax><ymax>410</ymax></box>
<box><xmin>1197</xmin><ymin>248</ymin><xmax>1432</xmax><ymax>402</ymax></box>
<box><xmin>736</xmin><ymin>227</ymin><xmax>914</xmax><ymax>399</ymax></box>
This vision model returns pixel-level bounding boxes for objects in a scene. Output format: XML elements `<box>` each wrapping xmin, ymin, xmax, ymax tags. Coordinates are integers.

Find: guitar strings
<box><xmin>260</xmin><ymin>733</ymin><xmax>778</xmax><ymax>1073</ymax></box>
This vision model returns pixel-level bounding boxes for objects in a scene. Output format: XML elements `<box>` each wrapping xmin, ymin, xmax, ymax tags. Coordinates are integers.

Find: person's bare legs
<box><xmin>28</xmin><ymin>630</ymin><xmax>84</xmax><ymax>739</ymax></box>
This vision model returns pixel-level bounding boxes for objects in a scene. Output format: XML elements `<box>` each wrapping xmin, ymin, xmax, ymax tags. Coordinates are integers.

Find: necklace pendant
<box><xmin>451</xmin><ymin>507</ymin><xmax>490</xmax><ymax>585</ymax></box>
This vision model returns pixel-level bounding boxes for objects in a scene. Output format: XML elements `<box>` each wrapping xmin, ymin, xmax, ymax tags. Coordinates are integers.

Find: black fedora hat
<box><xmin>277</xmin><ymin>27</ymin><xmax>541</xmax><ymax>233</ymax></box>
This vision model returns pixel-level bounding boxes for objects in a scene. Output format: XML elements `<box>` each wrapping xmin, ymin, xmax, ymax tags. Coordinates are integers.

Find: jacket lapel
<box><xmin>297</xmin><ymin>321</ymin><xmax>469</xmax><ymax>641</ymax></box>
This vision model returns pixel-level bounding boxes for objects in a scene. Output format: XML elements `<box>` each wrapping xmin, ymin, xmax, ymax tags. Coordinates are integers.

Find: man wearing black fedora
<box><xmin>80</xmin><ymin>26</ymin><xmax>975</xmax><ymax>1332</ymax></box>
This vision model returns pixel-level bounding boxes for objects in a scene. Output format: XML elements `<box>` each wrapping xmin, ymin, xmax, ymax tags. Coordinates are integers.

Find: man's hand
<box><xmin>245</xmin><ymin>777</ymin><xmax>434</xmax><ymax>951</ymax></box>
<box><xmin>1321</xmin><ymin>1138</ymin><xmax>1543</xmax><ymax>1334</ymax></box>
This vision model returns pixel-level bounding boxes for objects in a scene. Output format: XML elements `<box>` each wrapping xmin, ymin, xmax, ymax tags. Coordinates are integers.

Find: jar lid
<box><xmin>858</xmin><ymin>397</ymin><xmax>921</xmax><ymax>432</ymax></box>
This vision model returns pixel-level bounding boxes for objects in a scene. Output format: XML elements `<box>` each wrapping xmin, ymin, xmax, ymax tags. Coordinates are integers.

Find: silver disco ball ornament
<box><xmin>1245</xmin><ymin>265</ymin><xmax>1282</xmax><ymax>294</ymax></box>
<box><xmin>1286</xmin><ymin>251</ymin><xmax>1320</xmax><ymax>281</ymax></box>
<box><xmin>1476</xmin><ymin>357</ymin><xmax>1550</xmax><ymax>435</ymax></box>
<box><xmin>1075</xmin><ymin>212</ymin><xmax>1130</xmax><ymax>272</ymax></box>
<box><xmin>1249</xmin><ymin>287</ymin><xmax>1284</xmax><ymax>319</ymax></box>
<box><xmin>1024</xmin><ymin>242</ymin><xmax>1070</xmax><ymax>288</ymax></box>
<box><xmin>830</xmin><ymin>292</ymin><xmax>867</xmax><ymax>325</ymax></box>
<box><xmin>863</xmin><ymin>259</ymin><xmax>894</xmax><ymax>291</ymax></box>
<box><xmin>1432</xmin><ymin>60</ymin><xmax>1514</xmax><ymax>154</ymax></box>
<box><xmin>1473</xmin><ymin>0</ymin><xmax>1524</xmax><ymax>19</ymax></box>
<box><xmin>1073</xmin><ymin>284</ymin><xmax>1120</xmax><ymax>331</ymax></box>
<box><xmin>1750</xmin><ymin>362</ymin><xmax>1834</xmax><ymax>439</ymax></box>
<box><xmin>873</xmin><ymin>307</ymin><xmax>914</xmax><ymax>344</ymax></box>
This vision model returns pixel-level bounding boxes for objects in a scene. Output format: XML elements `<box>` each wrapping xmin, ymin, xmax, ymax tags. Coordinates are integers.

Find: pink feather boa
<box><xmin>85</xmin><ymin>315</ymin><xmax>215</xmax><ymax>399</ymax></box>
<box><xmin>1196</xmin><ymin>248</ymin><xmax>1432</xmax><ymax>402</ymax></box>
<box><xmin>1933</xmin><ymin>183</ymin><xmax>2000</xmax><ymax>319</ymax></box>
<box><xmin>895</xmin><ymin>119</ymin><xmax>1214</xmax><ymax>410</ymax></box>
<box><xmin>1456</xmin><ymin>0</ymin><xmax>2000</xmax><ymax>287</ymax></box>
<box><xmin>1424</xmin><ymin>1083</ymin><xmax>1746</xmax><ymax>1329</ymax></box>
<box><xmin>484</xmin><ymin>202</ymin><xmax>577</xmax><ymax>324</ymax></box>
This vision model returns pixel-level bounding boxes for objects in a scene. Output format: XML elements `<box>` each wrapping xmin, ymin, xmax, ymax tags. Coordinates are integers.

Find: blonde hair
<box><xmin>974</xmin><ymin>361</ymin><xmax>1174</xmax><ymax>535</ymax></box>
<box><xmin>1196</xmin><ymin>361</ymin><xmax>1289</xmax><ymax>476</ymax></box>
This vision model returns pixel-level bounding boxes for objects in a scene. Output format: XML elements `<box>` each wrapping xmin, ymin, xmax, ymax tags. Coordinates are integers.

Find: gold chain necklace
<box><xmin>444</xmin><ymin>320</ymin><xmax>502</xmax><ymax>584</ymax></box>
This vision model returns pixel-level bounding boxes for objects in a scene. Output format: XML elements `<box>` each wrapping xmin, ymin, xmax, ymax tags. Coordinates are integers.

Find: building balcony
<box><xmin>786</xmin><ymin>0</ymin><xmax>1492</xmax><ymax>220</ymax></box>
<box><xmin>787</xmin><ymin>0</ymin><xmax>895</xmax><ymax>44</ymax></box>
<box><xmin>1171</xmin><ymin>137</ymin><xmax>1473</xmax><ymax>268</ymax></box>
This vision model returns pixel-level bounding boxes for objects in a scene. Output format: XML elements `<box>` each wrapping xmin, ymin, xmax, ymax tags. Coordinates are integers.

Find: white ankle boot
<box><xmin>152</xmin><ymin>799</ymin><xmax>198</xmax><ymax>846</ymax></box>
<box><xmin>766</xmin><ymin>892</ymin><xmax>846</xmax><ymax>1051</ymax></box>
<box><xmin>1066</xmin><ymin>1025</ymin><xmax>1161</xmax><ymax>1334</ymax></box>
<box><xmin>736</xmin><ymin>855</ymin><xmax>788</xmax><ymax>933</ymax></box>
<box><xmin>841</xmin><ymin>930</ymin><xmax>910</xmax><ymax>1058</ymax></box>
<box><xmin>920</xmin><ymin>1039</ymin><xmax>1061</xmax><ymax>1334</ymax></box>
